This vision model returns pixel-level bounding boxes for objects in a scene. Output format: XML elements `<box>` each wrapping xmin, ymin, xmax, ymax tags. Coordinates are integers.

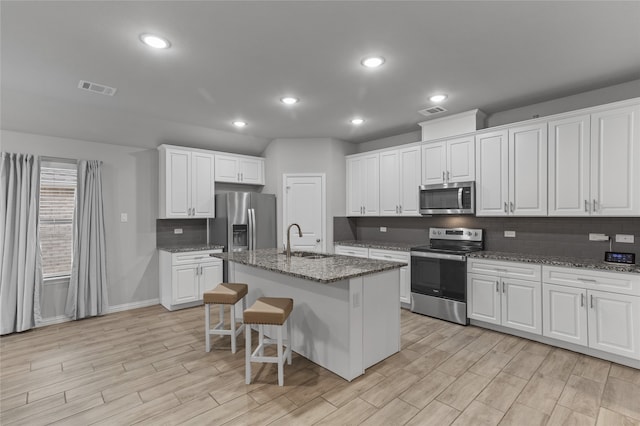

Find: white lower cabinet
<box><xmin>468</xmin><ymin>272</ymin><xmax>542</xmax><ymax>335</ymax></box>
<box><xmin>159</xmin><ymin>249</ymin><xmax>223</xmax><ymax>311</ymax></box>
<box><xmin>335</xmin><ymin>245</ymin><xmax>411</xmax><ymax>305</ymax></box>
<box><xmin>368</xmin><ymin>249</ymin><xmax>411</xmax><ymax>305</ymax></box>
<box><xmin>543</xmin><ymin>266</ymin><xmax>640</xmax><ymax>360</ymax></box>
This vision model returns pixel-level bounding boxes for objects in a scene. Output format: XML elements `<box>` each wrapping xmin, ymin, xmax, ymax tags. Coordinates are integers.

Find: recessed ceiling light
<box><xmin>139</xmin><ymin>33</ymin><xmax>171</xmax><ymax>49</ymax></box>
<box><xmin>361</xmin><ymin>56</ymin><xmax>385</xmax><ymax>68</ymax></box>
<box><xmin>280</xmin><ymin>97</ymin><xmax>299</xmax><ymax>105</ymax></box>
<box><xmin>232</xmin><ymin>121</ymin><xmax>247</xmax><ymax>128</ymax></box>
<box><xmin>429</xmin><ymin>94</ymin><xmax>448</xmax><ymax>103</ymax></box>
<box><xmin>351</xmin><ymin>118</ymin><xmax>365</xmax><ymax>125</ymax></box>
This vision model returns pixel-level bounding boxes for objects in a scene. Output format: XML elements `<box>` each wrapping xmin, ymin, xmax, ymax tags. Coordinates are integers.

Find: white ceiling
<box><xmin>2</xmin><ymin>1</ymin><xmax>639</xmax><ymax>156</ymax></box>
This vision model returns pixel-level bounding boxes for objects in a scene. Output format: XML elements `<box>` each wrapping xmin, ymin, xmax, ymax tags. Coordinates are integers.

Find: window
<box><xmin>39</xmin><ymin>161</ymin><xmax>77</xmax><ymax>280</ymax></box>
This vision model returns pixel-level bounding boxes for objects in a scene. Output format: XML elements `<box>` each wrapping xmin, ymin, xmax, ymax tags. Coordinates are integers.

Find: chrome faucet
<box><xmin>285</xmin><ymin>223</ymin><xmax>303</xmax><ymax>259</ymax></box>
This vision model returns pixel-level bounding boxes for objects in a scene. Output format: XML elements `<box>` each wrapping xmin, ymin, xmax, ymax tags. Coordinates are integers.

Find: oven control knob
<box><xmin>437</xmin><ymin>231</ymin><xmax>442</xmax><ymax>235</ymax></box>
<box><xmin>466</xmin><ymin>231</ymin><xmax>471</xmax><ymax>236</ymax></box>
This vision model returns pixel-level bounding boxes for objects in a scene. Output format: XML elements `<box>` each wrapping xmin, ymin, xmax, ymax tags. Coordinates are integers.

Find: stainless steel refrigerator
<box><xmin>210</xmin><ymin>192</ymin><xmax>276</xmax><ymax>253</ymax></box>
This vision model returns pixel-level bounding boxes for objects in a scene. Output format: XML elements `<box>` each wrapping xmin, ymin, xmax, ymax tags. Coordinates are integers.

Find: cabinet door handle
<box><xmin>509</xmin><ymin>202</ymin><xmax>514</xmax><ymax>213</ymax></box>
<box><xmin>395</xmin><ymin>205</ymin><xmax>399</xmax><ymax>214</ymax></box>
<box><xmin>580</xmin><ymin>293</ymin><xmax>584</xmax><ymax>307</ymax></box>
<box><xmin>577</xmin><ymin>277</ymin><xmax>597</xmax><ymax>283</ymax></box>
<box><xmin>590</xmin><ymin>294</ymin><xmax>594</xmax><ymax>309</ymax></box>
<box><xmin>504</xmin><ymin>202</ymin><xmax>508</xmax><ymax>213</ymax></box>
<box><xmin>399</xmin><ymin>205</ymin><xmax>402</xmax><ymax>213</ymax></box>
<box><xmin>447</xmin><ymin>171</ymin><xmax>450</xmax><ymax>181</ymax></box>
<box><xmin>442</xmin><ymin>171</ymin><xmax>445</xmax><ymax>181</ymax></box>
<box><xmin>584</xmin><ymin>200</ymin><xmax>589</xmax><ymax>212</ymax></box>
<box><xmin>240</xmin><ymin>172</ymin><xmax>243</xmax><ymax>181</ymax></box>
<box><xmin>496</xmin><ymin>281</ymin><xmax>499</xmax><ymax>292</ymax></box>
<box><xmin>502</xmin><ymin>282</ymin><xmax>506</xmax><ymax>293</ymax></box>
<box><xmin>593</xmin><ymin>199</ymin><xmax>598</xmax><ymax>212</ymax></box>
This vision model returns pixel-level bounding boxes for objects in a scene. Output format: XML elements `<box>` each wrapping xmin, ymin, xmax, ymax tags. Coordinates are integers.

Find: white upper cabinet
<box><xmin>398</xmin><ymin>146</ymin><xmax>422</xmax><ymax>215</ymax></box>
<box><xmin>549</xmin><ymin>105</ymin><xmax>640</xmax><ymax>216</ymax></box>
<box><xmin>379</xmin><ymin>150</ymin><xmax>400</xmax><ymax>216</ymax></box>
<box><xmin>214</xmin><ymin>154</ymin><xmax>264</xmax><ymax>185</ymax></box>
<box><xmin>346</xmin><ymin>153</ymin><xmax>379</xmax><ymax>216</ymax></box>
<box><xmin>475</xmin><ymin>130</ymin><xmax>509</xmax><ymax>216</ymax></box>
<box><xmin>379</xmin><ymin>145</ymin><xmax>421</xmax><ymax>216</ymax></box>
<box><xmin>159</xmin><ymin>146</ymin><xmax>215</xmax><ymax>219</ymax></box>
<box><xmin>590</xmin><ymin>105</ymin><xmax>640</xmax><ymax>216</ymax></box>
<box><xmin>509</xmin><ymin>123</ymin><xmax>548</xmax><ymax>216</ymax></box>
<box><xmin>548</xmin><ymin>114</ymin><xmax>591</xmax><ymax>216</ymax></box>
<box><xmin>422</xmin><ymin>136</ymin><xmax>475</xmax><ymax>185</ymax></box>
<box><xmin>421</xmin><ymin>141</ymin><xmax>446</xmax><ymax>185</ymax></box>
<box><xmin>475</xmin><ymin>123</ymin><xmax>547</xmax><ymax>216</ymax></box>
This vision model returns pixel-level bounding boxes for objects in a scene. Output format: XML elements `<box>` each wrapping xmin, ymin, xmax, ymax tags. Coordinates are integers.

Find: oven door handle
<box><xmin>410</xmin><ymin>251</ymin><xmax>466</xmax><ymax>262</ymax></box>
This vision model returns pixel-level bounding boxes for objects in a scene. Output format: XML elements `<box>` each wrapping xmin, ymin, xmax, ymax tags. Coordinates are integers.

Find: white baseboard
<box><xmin>36</xmin><ymin>315</ymin><xmax>71</xmax><ymax>327</ymax></box>
<box><xmin>107</xmin><ymin>298</ymin><xmax>160</xmax><ymax>313</ymax></box>
<box><xmin>35</xmin><ymin>299</ymin><xmax>160</xmax><ymax>329</ymax></box>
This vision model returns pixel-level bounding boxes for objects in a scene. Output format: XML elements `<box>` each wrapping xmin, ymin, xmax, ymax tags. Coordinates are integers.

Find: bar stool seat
<box><xmin>204</xmin><ymin>283</ymin><xmax>248</xmax><ymax>353</ymax></box>
<box><xmin>244</xmin><ymin>297</ymin><xmax>293</xmax><ymax>386</ymax></box>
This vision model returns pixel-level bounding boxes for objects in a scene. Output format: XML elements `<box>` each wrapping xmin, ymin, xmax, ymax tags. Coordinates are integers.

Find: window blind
<box><xmin>39</xmin><ymin>164</ymin><xmax>77</xmax><ymax>279</ymax></box>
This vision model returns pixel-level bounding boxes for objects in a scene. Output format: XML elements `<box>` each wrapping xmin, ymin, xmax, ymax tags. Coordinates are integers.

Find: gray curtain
<box><xmin>65</xmin><ymin>160</ymin><xmax>108</xmax><ymax>320</ymax></box>
<box><xmin>0</xmin><ymin>152</ymin><xmax>43</xmax><ymax>335</ymax></box>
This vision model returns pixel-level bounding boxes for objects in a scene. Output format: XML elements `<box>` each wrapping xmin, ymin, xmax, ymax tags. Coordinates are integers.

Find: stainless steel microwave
<box><xmin>419</xmin><ymin>181</ymin><xmax>475</xmax><ymax>215</ymax></box>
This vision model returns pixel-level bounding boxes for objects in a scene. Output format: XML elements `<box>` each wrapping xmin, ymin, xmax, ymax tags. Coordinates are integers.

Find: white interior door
<box><xmin>283</xmin><ymin>174</ymin><xmax>326</xmax><ymax>252</ymax></box>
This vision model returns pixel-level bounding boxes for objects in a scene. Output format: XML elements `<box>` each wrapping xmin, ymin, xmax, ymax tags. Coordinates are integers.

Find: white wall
<box><xmin>356</xmin><ymin>130</ymin><xmax>422</xmax><ymax>153</ymax></box>
<box><xmin>263</xmin><ymin>138</ymin><xmax>356</xmax><ymax>251</ymax></box>
<box><xmin>487</xmin><ymin>79</ymin><xmax>640</xmax><ymax>127</ymax></box>
<box><xmin>1</xmin><ymin>130</ymin><xmax>159</xmax><ymax>320</ymax></box>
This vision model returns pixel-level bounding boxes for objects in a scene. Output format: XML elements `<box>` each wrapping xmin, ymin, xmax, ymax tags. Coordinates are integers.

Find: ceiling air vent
<box><xmin>78</xmin><ymin>80</ymin><xmax>117</xmax><ymax>96</ymax></box>
<box><xmin>418</xmin><ymin>105</ymin><xmax>447</xmax><ymax>116</ymax></box>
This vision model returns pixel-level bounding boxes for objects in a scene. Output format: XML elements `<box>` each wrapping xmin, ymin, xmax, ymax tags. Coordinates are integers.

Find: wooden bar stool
<box><xmin>244</xmin><ymin>297</ymin><xmax>293</xmax><ymax>386</ymax></box>
<box><xmin>203</xmin><ymin>283</ymin><xmax>248</xmax><ymax>353</ymax></box>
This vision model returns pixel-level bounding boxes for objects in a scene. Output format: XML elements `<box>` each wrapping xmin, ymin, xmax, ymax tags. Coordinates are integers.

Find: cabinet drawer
<box><xmin>543</xmin><ymin>266</ymin><xmax>640</xmax><ymax>296</ymax></box>
<box><xmin>468</xmin><ymin>259</ymin><xmax>541</xmax><ymax>281</ymax></box>
<box><xmin>368</xmin><ymin>249</ymin><xmax>410</xmax><ymax>263</ymax></box>
<box><xmin>334</xmin><ymin>245</ymin><xmax>369</xmax><ymax>258</ymax></box>
<box><xmin>172</xmin><ymin>250</ymin><xmax>222</xmax><ymax>266</ymax></box>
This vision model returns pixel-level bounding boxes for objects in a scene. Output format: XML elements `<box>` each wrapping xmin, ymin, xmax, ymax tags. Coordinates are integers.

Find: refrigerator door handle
<box><xmin>252</xmin><ymin>208</ymin><xmax>257</xmax><ymax>250</ymax></box>
<box><xmin>247</xmin><ymin>209</ymin><xmax>253</xmax><ymax>251</ymax></box>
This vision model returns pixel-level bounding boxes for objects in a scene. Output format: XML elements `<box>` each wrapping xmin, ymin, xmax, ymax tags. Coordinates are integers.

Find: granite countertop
<box><xmin>211</xmin><ymin>248</ymin><xmax>406</xmax><ymax>283</ymax></box>
<box><xmin>334</xmin><ymin>240</ymin><xmax>421</xmax><ymax>252</ymax></box>
<box><xmin>468</xmin><ymin>251</ymin><xmax>640</xmax><ymax>274</ymax></box>
<box><xmin>158</xmin><ymin>244</ymin><xmax>224</xmax><ymax>253</ymax></box>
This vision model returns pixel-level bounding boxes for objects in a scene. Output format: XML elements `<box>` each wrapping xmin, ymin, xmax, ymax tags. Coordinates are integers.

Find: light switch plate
<box><xmin>589</xmin><ymin>233</ymin><xmax>609</xmax><ymax>241</ymax></box>
<box><xmin>120</xmin><ymin>213</ymin><xmax>128</xmax><ymax>222</ymax></box>
<box><xmin>174</xmin><ymin>228</ymin><xmax>183</xmax><ymax>234</ymax></box>
<box><xmin>380</xmin><ymin>227</ymin><xmax>387</xmax><ymax>232</ymax></box>
<box><xmin>616</xmin><ymin>234</ymin><xmax>635</xmax><ymax>243</ymax></box>
<box><xmin>504</xmin><ymin>230</ymin><xmax>516</xmax><ymax>238</ymax></box>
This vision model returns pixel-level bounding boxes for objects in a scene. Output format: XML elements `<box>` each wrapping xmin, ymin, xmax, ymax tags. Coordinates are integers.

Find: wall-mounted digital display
<box><xmin>604</xmin><ymin>251</ymin><xmax>635</xmax><ymax>265</ymax></box>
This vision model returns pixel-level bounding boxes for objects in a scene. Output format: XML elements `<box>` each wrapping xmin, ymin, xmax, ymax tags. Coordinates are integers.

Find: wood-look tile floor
<box><xmin>1</xmin><ymin>305</ymin><xmax>639</xmax><ymax>425</ymax></box>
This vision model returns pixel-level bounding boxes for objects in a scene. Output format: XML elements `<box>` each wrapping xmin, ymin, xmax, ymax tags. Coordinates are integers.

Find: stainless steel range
<box><xmin>410</xmin><ymin>227</ymin><xmax>484</xmax><ymax>325</ymax></box>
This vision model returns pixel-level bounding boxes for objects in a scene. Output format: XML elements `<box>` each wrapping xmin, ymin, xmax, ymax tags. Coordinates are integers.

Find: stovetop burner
<box><xmin>411</xmin><ymin>227</ymin><xmax>484</xmax><ymax>255</ymax></box>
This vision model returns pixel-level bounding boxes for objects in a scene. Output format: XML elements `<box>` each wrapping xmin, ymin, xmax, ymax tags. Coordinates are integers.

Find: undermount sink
<box><xmin>283</xmin><ymin>251</ymin><xmax>332</xmax><ymax>259</ymax></box>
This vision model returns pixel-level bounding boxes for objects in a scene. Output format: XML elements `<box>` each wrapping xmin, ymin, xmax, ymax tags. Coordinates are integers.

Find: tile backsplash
<box><xmin>334</xmin><ymin>216</ymin><xmax>640</xmax><ymax>260</ymax></box>
<box><xmin>156</xmin><ymin>219</ymin><xmax>207</xmax><ymax>248</ymax></box>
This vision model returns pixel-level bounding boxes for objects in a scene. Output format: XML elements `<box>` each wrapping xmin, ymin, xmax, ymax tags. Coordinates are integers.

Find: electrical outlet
<box><xmin>174</xmin><ymin>228</ymin><xmax>183</xmax><ymax>234</ymax></box>
<box><xmin>380</xmin><ymin>227</ymin><xmax>387</xmax><ymax>232</ymax></box>
<box><xmin>616</xmin><ymin>234</ymin><xmax>635</xmax><ymax>243</ymax></box>
<box><xmin>504</xmin><ymin>230</ymin><xmax>516</xmax><ymax>238</ymax></box>
<box><xmin>120</xmin><ymin>213</ymin><xmax>128</xmax><ymax>222</ymax></box>
<box><xmin>589</xmin><ymin>233</ymin><xmax>609</xmax><ymax>241</ymax></box>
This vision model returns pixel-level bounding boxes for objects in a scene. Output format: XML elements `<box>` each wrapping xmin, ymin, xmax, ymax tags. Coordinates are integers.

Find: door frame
<box><xmin>282</xmin><ymin>173</ymin><xmax>326</xmax><ymax>253</ymax></box>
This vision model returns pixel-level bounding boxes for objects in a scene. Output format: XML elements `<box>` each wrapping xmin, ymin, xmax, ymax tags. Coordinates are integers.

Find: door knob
<box><xmin>316</xmin><ymin>239</ymin><xmax>321</xmax><ymax>243</ymax></box>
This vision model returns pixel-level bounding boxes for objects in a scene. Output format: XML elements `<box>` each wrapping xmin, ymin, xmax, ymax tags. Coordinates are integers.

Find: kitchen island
<box><xmin>210</xmin><ymin>248</ymin><xmax>405</xmax><ymax>381</ymax></box>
